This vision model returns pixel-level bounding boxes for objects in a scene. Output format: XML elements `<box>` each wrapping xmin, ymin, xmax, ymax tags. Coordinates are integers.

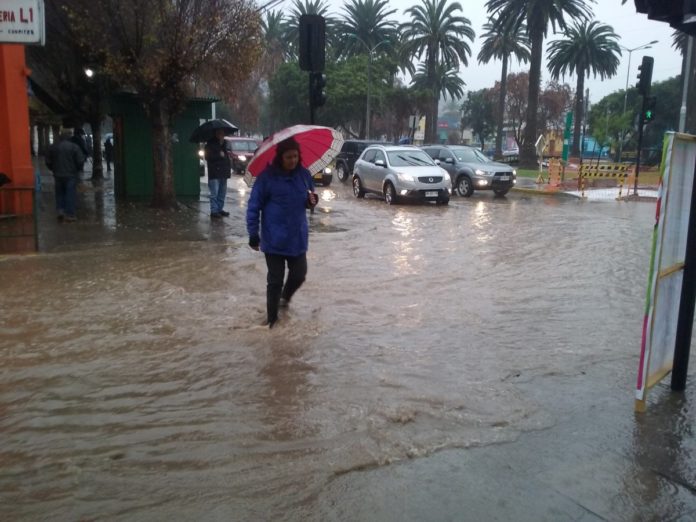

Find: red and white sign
<box><xmin>0</xmin><ymin>0</ymin><xmax>45</xmax><ymax>46</ymax></box>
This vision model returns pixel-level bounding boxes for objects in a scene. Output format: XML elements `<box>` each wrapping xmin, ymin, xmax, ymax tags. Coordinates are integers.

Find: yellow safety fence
<box><xmin>578</xmin><ymin>163</ymin><xmax>635</xmax><ymax>199</ymax></box>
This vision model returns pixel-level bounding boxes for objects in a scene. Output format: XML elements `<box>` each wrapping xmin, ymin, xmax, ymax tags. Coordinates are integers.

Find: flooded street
<box><xmin>0</xmin><ymin>177</ymin><xmax>683</xmax><ymax>520</ymax></box>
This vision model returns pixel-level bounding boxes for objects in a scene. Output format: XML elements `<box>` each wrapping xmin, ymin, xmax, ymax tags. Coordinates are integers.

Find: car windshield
<box><xmin>387</xmin><ymin>150</ymin><xmax>435</xmax><ymax>167</ymax></box>
<box><xmin>229</xmin><ymin>141</ymin><xmax>257</xmax><ymax>152</ymax></box>
<box><xmin>450</xmin><ymin>147</ymin><xmax>490</xmax><ymax>163</ymax></box>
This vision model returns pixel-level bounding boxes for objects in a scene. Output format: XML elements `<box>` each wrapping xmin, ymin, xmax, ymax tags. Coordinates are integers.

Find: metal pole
<box><xmin>679</xmin><ymin>36</ymin><xmax>694</xmax><ymax>133</ymax></box>
<box><xmin>634</xmin><ymin>100</ymin><xmax>645</xmax><ymax>196</ymax></box>
<box><xmin>619</xmin><ymin>50</ymin><xmax>632</xmax><ymax>163</ymax></box>
<box><xmin>309</xmin><ymin>73</ymin><xmax>315</xmax><ymax>125</ymax></box>
<box><xmin>366</xmin><ymin>52</ymin><xmax>371</xmax><ymax>140</ymax></box>
<box><xmin>671</xmin><ymin>153</ymin><xmax>696</xmax><ymax>391</ymax></box>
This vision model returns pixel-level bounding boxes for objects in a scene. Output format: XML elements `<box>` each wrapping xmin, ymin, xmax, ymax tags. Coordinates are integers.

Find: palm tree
<box><xmin>673</xmin><ymin>30</ymin><xmax>688</xmax><ymax>56</ymax></box>
<box><xmin>547</xmin><ymin>20</ymin><xmax>621</xmax><ymax>156</ymax></box>
<box><xmin>412</xmin><ymin>62</ymin><xmax>466</xmax><ymax>101</ymax></box>
<box><xmin>400</xmin><ymin>0</ymin><xmax>475</xmax><ymax>143</ymax></box>
<box><xmin>477</xmin><ymin>17</ymin><xmax>530</xmax><ymax>159</ymax></box>
<box><xmin>337</xmin><ymin>0</ymin><xmax>398</xmax><ymax>58</ymax></box>
<box><xmin>261</xmin><ymin>10</ymin><xmax>288</xmax><ymax>78</ymax></box>
<box><xmin>486</xmin><ymin>0</ymin><xmax>592</xmax><ymax>167</ymax></box>
<box><xmin>284</xmin><ymin>0</ymin><xmax>336</xmax><ymax>59</ymax></box>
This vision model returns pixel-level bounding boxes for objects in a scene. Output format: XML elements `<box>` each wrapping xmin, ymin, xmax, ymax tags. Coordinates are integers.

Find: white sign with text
<box><xmin>0</xmin><ymin>0</ymin><xmax>44</xmax><ymax>46</ymax></box>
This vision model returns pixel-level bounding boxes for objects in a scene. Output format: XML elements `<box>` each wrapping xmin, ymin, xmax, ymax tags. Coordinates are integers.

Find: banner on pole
<box><xmin>636</xmin><ymin>132</ymin><xmax>696</xmax><ymax>411</ymax></box>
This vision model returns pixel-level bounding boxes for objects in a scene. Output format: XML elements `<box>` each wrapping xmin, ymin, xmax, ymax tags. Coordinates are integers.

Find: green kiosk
<box><xmin>110</xmin><ymin>94</ymin><xmax>216</xmax><ymax>200</ymax></box>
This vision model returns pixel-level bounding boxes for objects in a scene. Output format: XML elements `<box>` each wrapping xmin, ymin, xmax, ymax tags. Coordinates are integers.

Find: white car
<box><xmin>352</xmin><ymin>145</ymin><xmax>452</xmax><ymax>205</ymax></box>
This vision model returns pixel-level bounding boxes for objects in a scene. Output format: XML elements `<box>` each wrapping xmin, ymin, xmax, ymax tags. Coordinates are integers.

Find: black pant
<box><xmin>264</xmin><ymin>253</ymin><xmax>307</xmax><ymax>323</ymax></box>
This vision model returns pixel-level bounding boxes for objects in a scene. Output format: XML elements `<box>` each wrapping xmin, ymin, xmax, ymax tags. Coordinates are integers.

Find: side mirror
<box><xmin>444</xmin><ymin>157</ymin><xmax>454</xmax><ymax>164</ymax></box>
<box><xmin>435</xmin><ymin>159</ymin><xmax>441</xmax><ymax>165</ymax></box>
<box><xmin>375</xmin><ymin>159</ymin><xmax>386</xmax><ymax>167</ymax></box>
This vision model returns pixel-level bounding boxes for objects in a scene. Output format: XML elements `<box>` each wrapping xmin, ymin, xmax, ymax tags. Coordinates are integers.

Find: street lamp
<box><xmin>618</xmin><ymin>40</ymin><xmax>658</xmax><ymax>162</ymax></box>
<box><xmin>350</xmin><ymin>35</ymin><xmax>390</xmax><ymax>140</ymax></box>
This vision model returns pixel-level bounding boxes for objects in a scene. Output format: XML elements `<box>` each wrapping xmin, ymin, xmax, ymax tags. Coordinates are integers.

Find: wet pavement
<box><xmin>1</xmin><ymin>164</ymin><xmax>695</xmax><ymax>520</ymax></box>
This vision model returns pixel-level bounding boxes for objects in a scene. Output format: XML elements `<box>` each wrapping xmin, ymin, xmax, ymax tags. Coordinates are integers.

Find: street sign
<box><xmin>0</xmin><ymin>0</ymin><xmax>45</xmax><ymax>46</ymax></box>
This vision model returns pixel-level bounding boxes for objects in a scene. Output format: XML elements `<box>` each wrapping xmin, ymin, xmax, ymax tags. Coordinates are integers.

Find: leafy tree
<box><xmin>547</xmin><ymin>20</ymin><xmax>621</xmax><ymax>156</ymax></box>
<box><xmin>486</xmin><ymin>0</ymin><xmax>593</xmax><ymax>167</ymax></box>
<box><xmin>538</xmin><ymin>80</ymin><xmax>573</xmax><ymax>134</ymax></box>
<box><xmin>477</xmin><ymin>16</ymin><xmax>530</xmax><ymax>159</ymax></box>
<box><xmin>588</xmin><ymin>76</ymin><xmax>682</xmax><ymax>159</ymax></box>
<box><xmin>461</xmin><ymin>88</ymin><xmax>495</xmax><ymax>150</ymax></box>
<box><xmin>400</xmin><ymin>0</ymin><xmax>475</xmax><ymax>143</ymax></box>
<box><xmin>65</xmin><ymin>0</ymin><xmax>262</xmax><ymax>208</ymax></box>
<box><xmin>500</xmin><ymin>71</ymin><xmax>529</xmax><ymax>148</ymax></box>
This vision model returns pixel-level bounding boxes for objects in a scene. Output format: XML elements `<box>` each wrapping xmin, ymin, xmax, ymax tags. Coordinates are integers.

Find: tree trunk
<box><xmin>495</xmin><ymin>56</ymin><xmax>509</xmax><ymax>160</ymax></box>
<box><xmin>425</xmin><ymin>51</ymin><xmax>437</xmax><ymax>144</ymax></box>
<box><xmin>571</xmin><ymin>73</ymin><xmax>585</xmax><ymax>157</ymax></box>
<box><xmin>149</xmin><ymin>99</ymin><xmax>177</xmax><ymax>209</ymax></box>
<box><xmin>89</xmin><ymin>115</ymin><xmax>103</xmax><ymax>180</ymax></box>
<box><xmin>521</xmin><ymin>25</ymin><xmax>544</xmax><ymax>168</ymax></box>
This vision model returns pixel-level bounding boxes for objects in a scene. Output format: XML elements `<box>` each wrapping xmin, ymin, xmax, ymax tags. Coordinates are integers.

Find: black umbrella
<box><xmin>189</xmin><ymin>118</ymin><xmax>239</xmax><ymax>143</ymax></box>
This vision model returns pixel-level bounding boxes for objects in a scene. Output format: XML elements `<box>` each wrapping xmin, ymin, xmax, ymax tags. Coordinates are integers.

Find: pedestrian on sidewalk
<box><xmin>46</xmin><ymin>128</ymin><xmax>85</xmax><ymax>222</ymax></box>
<box><xmin>246</xmin><ymin>137</ymin><xmax>318</xmax><ymax>328</ymax></box>
<box><xmin>205</xmin><ymin>129</ymin><xmax>231</xmax><ymax>218</ymax></box>
<box><xmin>104</xmin><ymin>135</ymin><xmax>114</xmax><ymax>173</ymax></box>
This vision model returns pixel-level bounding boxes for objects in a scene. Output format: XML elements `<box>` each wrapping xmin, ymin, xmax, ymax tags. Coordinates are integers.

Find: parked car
<box><xmin>352</xmin><ymin>145</ymin><xmax>451</xmax><ymax>205</ymax></box>
<box><xmin>225</xmin><ymin>137</ymin><xmax>259</xmax><ymax>175</ymax></box>
<box><xmin>335</xmin><ymin>139</ymin><xmax>387</xmax><ymax>183</ymax></box>
<box><xmin>312</xmin><ymin>166</ymin><xmax>333</xmax><ymax>186</ymax></box>
<box><xmin>421</xmin><ymin>144</ymin><xmax>516</xmax><ymax>197</ymax></box>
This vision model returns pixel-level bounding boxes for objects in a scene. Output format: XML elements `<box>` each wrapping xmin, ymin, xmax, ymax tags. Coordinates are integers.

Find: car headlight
<box><xmin>397</xmin><ymin>172</ymin><xmax>414</xmax><ymax>182</ymax></box>
<box><xmin>198</xmin><ymin>150</ymin><xmax>204</xmax><ymax>158</ymax></box>
<box><xmin>475</xmin><ymin>169</ymin><xmax>493</xmax><ymax>176</ymax></box>
<box><xmin>440</xmin><ymin>170</ymin><xmax>450</xmax><ymax>182</ymax></box>
<box><xmin>512</xmin><ymin>169</ymin><xmax>517</xmax><ymax>177</ymax></box>
<box><xmin>237</xmin><ymin>155</ymin><xmax>247</xmax><ymax>162</ymax></box>
<box><xmin>323</xmin><ymin>167</ymin><xmax>332</xmax><ymax>174</ymax></box>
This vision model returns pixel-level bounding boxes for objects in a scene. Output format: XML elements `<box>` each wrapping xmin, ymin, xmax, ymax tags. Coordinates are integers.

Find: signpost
<box><xmin>0</xmin><ymin>0</ymin><xmax>45</xmax><ymax>45</ymax></box>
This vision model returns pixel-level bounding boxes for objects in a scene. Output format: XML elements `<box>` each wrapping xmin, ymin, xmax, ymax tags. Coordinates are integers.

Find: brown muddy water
<box><xmin>0</xmin><ymin>178</ymin><xmax>656</xmax><ymax>519</ymax></box>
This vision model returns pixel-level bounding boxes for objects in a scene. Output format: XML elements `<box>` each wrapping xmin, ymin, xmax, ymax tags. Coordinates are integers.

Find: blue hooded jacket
<box><xmin>246</xmin><ymin>163</ymin><xmax>315</xmax><ymax>256</ymax></box>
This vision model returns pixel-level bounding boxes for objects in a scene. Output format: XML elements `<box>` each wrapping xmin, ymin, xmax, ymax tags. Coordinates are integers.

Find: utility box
<box><xmin>109</xmin><ymin>94</ymin><xmax>215</xmax><ymax>200</ymax></box>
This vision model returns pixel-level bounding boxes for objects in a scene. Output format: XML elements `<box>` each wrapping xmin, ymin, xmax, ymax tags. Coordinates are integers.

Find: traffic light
<box><xmin>643</xmin><ymin>96</ymin><xmax>657</xmax><ymax>122</ymax></box>
<box><xmin>634</xmin><ymin>0</ymin><xmax>696</xmax><ymax>36</ymax></box>
<box><xmin>310</xmin><ymin>72</ymin><xmax>327</xmax><ymax>108</ymax></box>
<box><xmin>299</xmin><ymin>15</ymin><xmax>326</xmax><ymax>72</ymax></box>
<box><xmin>637</xmin><ymin>56</ymin><xmax>654</xmax><ymax>96</ymax></box>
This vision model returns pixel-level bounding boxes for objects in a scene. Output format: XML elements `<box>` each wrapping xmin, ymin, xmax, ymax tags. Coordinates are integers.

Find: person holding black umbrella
<box><xmin>205</xmin><ymin>128</ymin><xmax>232</xmax><ymax>218</ymax></box>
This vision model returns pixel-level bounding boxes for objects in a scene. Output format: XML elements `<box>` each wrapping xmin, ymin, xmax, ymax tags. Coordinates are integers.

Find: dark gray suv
<box><xmin>422</xmin><ymin>145</ymin><xmax>517</xmax><ymax>197</ymax></box>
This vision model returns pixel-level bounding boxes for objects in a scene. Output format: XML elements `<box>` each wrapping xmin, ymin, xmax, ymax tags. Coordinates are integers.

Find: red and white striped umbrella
<box><xmin>245</xmin><ymin>125</ymin><xmax>343</xmax><ymax>184</ymax></box>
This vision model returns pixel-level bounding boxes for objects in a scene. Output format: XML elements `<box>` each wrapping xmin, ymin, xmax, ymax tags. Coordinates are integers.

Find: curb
<box><xmin>511</xmin><ymin>186</ymin><xmax>581</xmax><ymax>199</ymax></box>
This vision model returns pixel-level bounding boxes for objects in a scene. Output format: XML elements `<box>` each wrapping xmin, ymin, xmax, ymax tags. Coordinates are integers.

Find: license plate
<box><xmin>425</xmin><ymin>191</ymin><xmax>438</xmax><ymax>197</ymax></box>
<box><xmin>499</xmin><ymin>175</ymin><xmax>510</xmax><ymax>181</ymax></box>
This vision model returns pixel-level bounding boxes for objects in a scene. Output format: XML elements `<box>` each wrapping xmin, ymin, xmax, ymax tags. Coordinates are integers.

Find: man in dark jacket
<box><xmin>46</xmin><ymin>128</ymin><xmax>85</xmax><ymax>222</ymax></box>
<box><xmin>205</xmin><ymin>129</ymin><xmax>232</xmax><ymax>218</ymax></box>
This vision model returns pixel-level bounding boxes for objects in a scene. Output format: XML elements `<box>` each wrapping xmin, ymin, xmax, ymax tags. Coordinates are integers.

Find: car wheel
<box><xmin>384</xmin><ymin>182</ymin><xmax>397</xmax><ymax>205</ymax></box>
<box><xmin>352</xmin><ymin>176</ymin><xmax>365</xmax><ymax>198</ymax></box>
<box><xmin>457</xmin><ymin>176</ymin><xmax>474</xmax><ymax>197</ymax></box>
<box><xmin>336</xmin><ymin>163</ymin><xmax>348</xmax><ymax>182</ymax></box>
<box><xmin>493</xmin><ymin>188</ymin><xmax>509</xmax><ymax>196</ymax></box>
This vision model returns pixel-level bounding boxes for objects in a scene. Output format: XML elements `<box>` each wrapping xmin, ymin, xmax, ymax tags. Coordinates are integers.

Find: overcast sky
<box><xmin>280</xmin><ymin>0</ymin><xmax>684</xmax><ymax>104</ymax></box>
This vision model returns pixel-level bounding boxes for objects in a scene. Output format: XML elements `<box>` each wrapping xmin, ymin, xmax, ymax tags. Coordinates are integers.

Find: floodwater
<box><xmin>0</xmin><ymin>178</ymin><xmax>662</xmax><ymax>519</ymax></box>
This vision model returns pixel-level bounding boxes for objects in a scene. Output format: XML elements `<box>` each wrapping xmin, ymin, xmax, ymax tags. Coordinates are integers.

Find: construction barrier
<box><xmin>579</xmin><ymin>163</ymin><xmax>634</xmax><ymax>199</ymax></box>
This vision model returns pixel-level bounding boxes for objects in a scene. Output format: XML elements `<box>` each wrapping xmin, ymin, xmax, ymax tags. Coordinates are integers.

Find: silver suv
<box><xmin>422</xmin><ymin>145</ymin><xmax>516</xmax><ymax>197</ymax></box>
<box><xmin>352</xmin><ymin>145</ymin><xmax>451</xmax><ymax>205</ymax></box>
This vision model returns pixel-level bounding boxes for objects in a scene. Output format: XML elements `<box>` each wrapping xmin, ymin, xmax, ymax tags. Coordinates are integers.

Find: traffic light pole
<box><xmin>634</xmin><ymin>102</ymin><xmax>645</xmax><ymax>196</ymax></box>
<box><xmin>309</xmin><ymin>73</ymin><xmax>316</xmax><ymax>125</ymax></box>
